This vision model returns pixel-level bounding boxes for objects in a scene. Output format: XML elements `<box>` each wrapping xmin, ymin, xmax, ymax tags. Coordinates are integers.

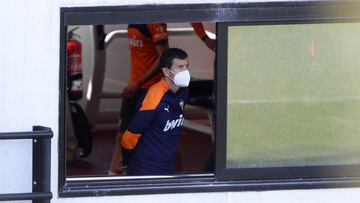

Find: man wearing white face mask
<box><xmin>119</xmin><ymin>48</ymin><xmax>190</xmax><ymax>175</ymax></box>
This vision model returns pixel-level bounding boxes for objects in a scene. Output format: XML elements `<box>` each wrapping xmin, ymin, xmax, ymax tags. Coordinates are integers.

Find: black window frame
<box><xmin>217</xmin><ymin>21</ymin><xmax>360</xmax><ymax>182</ymax></box>
<box><xmin>60</xmin><ymin>1</ymin><xmax>360</xmax><ymax>198</ymax></box>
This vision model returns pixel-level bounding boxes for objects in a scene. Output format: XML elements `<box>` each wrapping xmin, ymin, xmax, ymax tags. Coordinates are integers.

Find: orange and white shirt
<box><xmin>127</xmin><ymin>24</ymin><xmax>168</xmax><ymax>89</ymax></box>
<box><xmin>191</xmin><ymin>22</ymin><xmax>207</xmax><ymax>40</ymax></box>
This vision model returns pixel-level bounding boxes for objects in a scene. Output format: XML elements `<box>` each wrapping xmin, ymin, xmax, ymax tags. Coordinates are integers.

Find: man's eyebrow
<box><xmin>178</xmin><ymin>63</ymin><xmax>189</xmax><ymax>67</ymax></box>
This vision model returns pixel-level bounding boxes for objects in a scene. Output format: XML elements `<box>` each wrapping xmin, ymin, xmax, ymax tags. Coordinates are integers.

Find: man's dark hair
<box><xmin>159</xmin><ymin>48</ymin><xmax>188</xmax><ymax>69</ymax></box>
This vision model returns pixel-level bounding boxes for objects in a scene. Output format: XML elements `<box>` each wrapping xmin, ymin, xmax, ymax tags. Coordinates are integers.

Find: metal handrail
<box><xmin>104</xmin><ymin>28</ymin><xmax>196</xmax><ymax>48</ymax></box>
<box><xmin>0</xmin><ymin>126</ymin><xmax>53</xmax><ymax>203</ymax></box>
<box><xmin>0</xmin><ymin>192</ymin><xmax>52</xmax><ymax>201</ymax></box>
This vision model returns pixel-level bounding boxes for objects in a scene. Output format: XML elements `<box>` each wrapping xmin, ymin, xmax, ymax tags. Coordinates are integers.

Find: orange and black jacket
<box><xmin>121</xmin><ymin>79</ymin><xmax>189</xmax><ymax>175</ymax></box>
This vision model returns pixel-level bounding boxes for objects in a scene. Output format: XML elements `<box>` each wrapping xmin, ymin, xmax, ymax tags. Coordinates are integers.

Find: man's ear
<box><xmin>162</xmin><ymin>68</ymin><xmax>168</xmax><ymax>76</ymax></box>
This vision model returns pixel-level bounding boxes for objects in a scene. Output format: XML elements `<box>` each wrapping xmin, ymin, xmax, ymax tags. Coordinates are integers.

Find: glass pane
<box><xmin>66</xmin><ymin>23</ymin><xmax>215</xmax><ymax>177</ymax></box>
<box><xmin>227</xmin><ymin>23</ymin><xmax>360</xmax><ymax>168</ymax></box>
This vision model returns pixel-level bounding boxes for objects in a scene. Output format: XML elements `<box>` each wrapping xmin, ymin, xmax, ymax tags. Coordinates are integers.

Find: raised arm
<box><xmin>191</xmin><ymin>22</ymin><xmax>216</xmax><ymax>52</ymax></box>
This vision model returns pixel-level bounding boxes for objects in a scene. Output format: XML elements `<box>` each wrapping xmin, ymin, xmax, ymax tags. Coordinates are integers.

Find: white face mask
<box><xmin>168</xmin><ymin>69</ymin><xmax>191</xmax><ymax>87</ymax></box>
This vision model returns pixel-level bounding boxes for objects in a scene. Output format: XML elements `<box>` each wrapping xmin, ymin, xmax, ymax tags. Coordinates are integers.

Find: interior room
<box><xmin>65</xmin><ymin>23</ymin><xmax>216</xmax><ymax>176</ymax></box>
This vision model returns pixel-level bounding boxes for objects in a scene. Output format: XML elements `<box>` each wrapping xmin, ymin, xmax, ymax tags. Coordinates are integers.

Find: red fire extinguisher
<box><xmin>67</xmin><ymin>27</ymin><xmax>83</xmax><ymax>101</ymax></box>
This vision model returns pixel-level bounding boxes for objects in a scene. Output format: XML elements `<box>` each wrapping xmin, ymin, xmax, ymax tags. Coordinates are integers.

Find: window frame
<box><xmin>216</xmin><ymin>19</ymin><xmax>360</xmax><ymax>181</ymax></box>
<box><xmin>60</xmin><ymin>1</ymin><xmax>360</xmax><ymax>198</ymax></box>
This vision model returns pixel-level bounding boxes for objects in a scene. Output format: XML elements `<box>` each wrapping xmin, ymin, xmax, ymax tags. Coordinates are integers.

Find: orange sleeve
<box><xmin>139</xmin><ymin>79</ymin><xmax>169</xmax><ymax>111</ymax></box>
<box><xmin>121</xmin><ymin>130</ymin><xmax>141</xmax><ymax>150</ymax></box>
<box><xmin>191</xmin><ymin>22</ymin><xmax>207</xmax><ymax>40</ymax></box>
<box><xmin>148</xmin><ymin>24</ymin><xmax>168</xmax><ymax>44</ymax></box>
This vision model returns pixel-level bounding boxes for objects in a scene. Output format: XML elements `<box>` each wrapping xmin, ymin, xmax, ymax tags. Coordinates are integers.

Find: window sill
<box><xmin>60</xmin><ymin>175</ymin><xmax>360</xmax><ymax>197</ymax></box>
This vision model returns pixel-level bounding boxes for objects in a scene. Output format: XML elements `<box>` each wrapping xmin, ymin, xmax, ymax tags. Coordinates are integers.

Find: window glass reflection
<box><xmin>227</xmin><ymin>23</ymin><xmax>360</xmax><ymax>168</ymax></box>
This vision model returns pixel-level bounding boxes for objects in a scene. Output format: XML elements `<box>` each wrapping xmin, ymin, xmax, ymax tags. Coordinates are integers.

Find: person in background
<box><xmin>191</xmin><ymin>22</ymin><xmax>216</xmax><ymax>52</ymax></box>
<box><xmin>121</xmin><ymin>48</ymin><xmax>190</xmax><ymax>175</ymax></box>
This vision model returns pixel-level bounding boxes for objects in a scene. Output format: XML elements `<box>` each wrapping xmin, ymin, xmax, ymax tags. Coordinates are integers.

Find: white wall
<box><xmin>1</xmin><ymin>0</ymin><xmax>360</xmax><ymax>203</ymax></box>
